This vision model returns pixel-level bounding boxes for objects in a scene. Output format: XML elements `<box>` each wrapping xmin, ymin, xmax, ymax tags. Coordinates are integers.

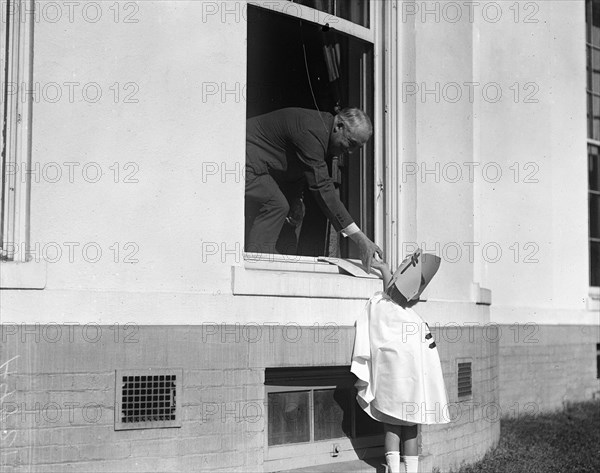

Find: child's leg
<box><xmin>401</xmin><ymin>424</ymin><xmax>419</xmax><ymax>473</ymax></box>
<box><xmin>400</xmin><ymin>423</ymin><xmax>418</xmax><ymax>456</ymax></box>
<box><xmin>384</xmin><ymin>422</ymin><xmax>402</xmax><ymax>452</ymax></box>
<box><xmin>383</xmin><ymin>423</ymin><xmax>401</xmax><ymax>473</ymax></box>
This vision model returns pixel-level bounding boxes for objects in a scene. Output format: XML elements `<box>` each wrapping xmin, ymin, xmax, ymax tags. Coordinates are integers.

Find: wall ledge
<box><xmin>231</xmin><ymin>265</ymin><xmax>382</xmax><ymax>299</ymax></box>
<box><xmin>588</xmin><ymin>287</ymin><xmax>599</xmax><ymax>312</ymax></box>
<box><xmin>0</xmin><ymin>260</ymin><xmax>47</xmax><ymax>290</ymax></box>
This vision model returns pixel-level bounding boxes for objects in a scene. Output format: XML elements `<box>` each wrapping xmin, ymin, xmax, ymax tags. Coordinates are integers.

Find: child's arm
<box><xmin>371</xmin><ymin>257</ymin><xmax>394</xmax><ymax>291</ymax></box>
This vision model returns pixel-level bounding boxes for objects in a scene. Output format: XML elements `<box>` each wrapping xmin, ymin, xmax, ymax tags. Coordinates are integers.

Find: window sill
<box><xmin>0</xmin><ymin>260</ymin><xmax>47</xmax><ymax>289</ymax></box>
<box><xmin>470</xmin><ymin>282</ymin><xmax>492</xmax><ymax>306</ymax></box>
<box><xmin>588</xmin><ymin>286</ymin><xmax>599</xmax><ymax>312</ymax></box>
<box><xmin>232</xmin><ymin>254</ymin><xmax>382</xmax><ymax>299</ymax></box>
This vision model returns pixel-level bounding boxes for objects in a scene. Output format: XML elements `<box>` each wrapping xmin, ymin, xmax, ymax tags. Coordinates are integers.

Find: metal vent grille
<box><xmin>115</xmin><ymin>369</ymin><xmax>182</xmax><ymax>430</ymax></box>
<box><xmin>457</xmin><ymin>362</ymin><xmax>472</xmax><ymax>398</ymax></box>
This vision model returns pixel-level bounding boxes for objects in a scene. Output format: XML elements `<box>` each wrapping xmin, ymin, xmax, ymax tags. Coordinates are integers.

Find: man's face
<box><xmin>328</xmin><ymin>116</ymin><xmax>370</xmax><ymax>157</ymax></box>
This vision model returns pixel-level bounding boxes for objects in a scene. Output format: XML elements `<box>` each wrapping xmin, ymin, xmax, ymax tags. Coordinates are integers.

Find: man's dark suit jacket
<box><xmin>246</xmin><ymin>107</ymin><xmax>354</xmax><ymax>232</ymax></box>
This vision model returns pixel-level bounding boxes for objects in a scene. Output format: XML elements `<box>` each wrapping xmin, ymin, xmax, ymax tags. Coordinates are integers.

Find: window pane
<box><xmin>295</xmin><ymin>0</ymin><xmax>334</xmax><ymax>13</ymax></box>
<box><xmin>593</xmin><ymin>0</ymin><xmax>600</xmax><ymax>47</ymax></box>
<box><xmin>590</xmin><ymin>194</ymin><xmax>600</xmax><ymax>239</ymax></box>
<box><xmin>314</xmin><ymin>388</ymin><xmax>351</xmax><ymax>440</ymax></box>
<box><xmin>591</xmin><ymin>241</ymin><xmax>600</xmax><ymax>287</ymax></box>
<box><xmin>593</xmin><ymin>71</ymin><xmax>600</xmax><ymax>94</ymax></box>
<box><xmin>291</xmin><ymin>0</ymin><xmax>370</xmax><ymax>27</ymax></box>
<box><xmin>336</xmin><ymin>0</ymin><xmax>370</xmax><ymax>28</ymax></box>
<box><xmin>592</xmin><ymin>96</ymin><xmax>600</xmax><ymax>140</ymax></box>
<box><xmin>268</xmin><ymin>391</ymin><xmax>310</xmax><ymax>446</ymax></box>
<box><xmin>589</xmin><ymin>93</ymin><xmax>594</xmax><ymax>139</ymax></box>
<box><xmin>592</xmin><ymin>48</ymin><xmax>600</xmax><ymax>74</ymax></box>
<box><xmin>590</xmin><ymin>148</ymin><xmax>600</xmax><ymax>191</ymax></box>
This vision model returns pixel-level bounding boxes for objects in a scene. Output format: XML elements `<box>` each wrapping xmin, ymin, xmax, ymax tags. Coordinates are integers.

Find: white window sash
<box><xmin>249</xmin><ymin>0</ymin><xmax>374</xmax><ymax>43</ymax></box>
<box><xmin>1</xmin><ymin>0</ymin><xmax>35</xmax><ymax>262</ymax></box>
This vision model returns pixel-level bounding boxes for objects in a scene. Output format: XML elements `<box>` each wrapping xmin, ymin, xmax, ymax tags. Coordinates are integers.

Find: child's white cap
<box><xmin>389</xmin><ymin>249</ymin><xmax>441</xmax><ymax>302</ymax></box>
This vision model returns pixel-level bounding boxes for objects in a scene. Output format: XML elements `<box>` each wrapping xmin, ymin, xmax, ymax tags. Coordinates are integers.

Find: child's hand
<box><xmin>371</xmin><ymin>255</ymin><xmax>393</xmax><ymax>289</ymax></box>
<box><xmin>370</xmin><ymin>255</ymin><xmax>388</xmax><ymax>271</ymax></box>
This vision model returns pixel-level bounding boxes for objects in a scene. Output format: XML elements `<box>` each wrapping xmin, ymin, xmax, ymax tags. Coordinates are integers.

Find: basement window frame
<box><xmin>263</xmin><ymin>366</ymin><xmax>384</xmax><ymax>472</ymax></box>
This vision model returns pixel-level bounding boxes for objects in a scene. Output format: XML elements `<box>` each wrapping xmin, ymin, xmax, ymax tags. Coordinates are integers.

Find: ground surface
<box><xmin>449</xmin><ymin>400</ymin><xmax>600</xmax><ymax>473</ymax></box>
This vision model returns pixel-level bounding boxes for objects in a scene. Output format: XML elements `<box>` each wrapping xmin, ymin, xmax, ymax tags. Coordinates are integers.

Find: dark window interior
<box><xmin>290</xmin><ymin>0</ymin><xmax>370</xmax><ymax>28</ymax></box>
<box><xmin>246</xmin><ymin>5</ymin><xmax>374</xmax><ymax>259</ymax></box>
<box><xmin>265</xmin><ymin>366</ymin><xmax>383</xmax><ymax>447</ymax></box>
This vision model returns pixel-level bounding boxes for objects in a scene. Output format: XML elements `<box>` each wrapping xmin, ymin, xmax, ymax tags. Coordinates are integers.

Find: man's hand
<box><xmin>286</xmin><ymin>197</ymin><xmax>305</xmax><ymax>227</ymax></box>
<box><xmin>349</xmin><ymin>231</ymin><xmax>383</xmax><ymax>273</ymax></box>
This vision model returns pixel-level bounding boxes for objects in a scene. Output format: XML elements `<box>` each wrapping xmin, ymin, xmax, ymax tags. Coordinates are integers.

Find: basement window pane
<box><xmin>268</xmin><ymin>391</ymin><xmax>310</xmax><ymax>446</ymax></box>
<box><xmin>313</xmin><ymin>388</ymin><xmax>350</xmax><ymax>440</ymax></box>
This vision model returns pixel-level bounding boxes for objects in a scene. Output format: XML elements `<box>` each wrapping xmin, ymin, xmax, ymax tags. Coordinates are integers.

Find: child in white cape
<box><xmin>351</xmin><ymin>252</ymin><xmax>449</xmax><ymax>473</ymax></box>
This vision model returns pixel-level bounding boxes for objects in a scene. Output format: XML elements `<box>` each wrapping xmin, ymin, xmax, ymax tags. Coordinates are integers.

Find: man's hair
<box><xmin>337</xmin><ymin>108</ymin><xmax>373</xmax><ymax>137</ymax></box>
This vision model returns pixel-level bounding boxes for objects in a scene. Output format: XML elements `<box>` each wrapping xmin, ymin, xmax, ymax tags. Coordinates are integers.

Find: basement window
<box><xmin>457</xmin><ymin>361</ymin><xmax>473</xmax><ymax>400</ymax></box>
<box><xmin>115</xmin><ymin>369</ymin><xmax>182</xmax><ymax>430</ymax></box>
<box><xmin>264</xmin><ymin>367</ymin><xmax>383</xmax><ymax>470</ymax></box>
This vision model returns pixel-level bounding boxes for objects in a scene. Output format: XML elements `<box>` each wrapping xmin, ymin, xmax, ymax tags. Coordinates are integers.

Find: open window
<box><xmin>245</xmin><ymin>3</ymin><xmax>374</xmax><ymax>260</ymax></box>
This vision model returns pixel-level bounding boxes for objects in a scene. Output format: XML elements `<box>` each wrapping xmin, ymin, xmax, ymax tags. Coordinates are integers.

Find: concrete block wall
<box><xmin>0</xmin><ymin>326</ymin><xmax>265</xmax><ymax>473</ymax></box>
<box><xmin>497</xmin><ymin>324</ymin><xmax>600</xmax><ymax>413</ymax></box>
<box><xmin>0</xmin><ymin>322</ymin><xmax>502</xmax><ymax>472</ymax></box>
<box><xmin>421</xmin><ymin>326</ymin><xmax>500</xmax><ymax>473</ymax></box>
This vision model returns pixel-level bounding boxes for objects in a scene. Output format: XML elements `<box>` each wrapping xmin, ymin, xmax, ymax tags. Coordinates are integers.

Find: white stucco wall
<box><xmin>475</xmin><ymin>1</ymin><xmax>592</xmax><ymax>322</ymax></box>
<box><xmin>1</xmin><ymin>1</ymin><xmax>594</xmax><ymax>326</ymax></box>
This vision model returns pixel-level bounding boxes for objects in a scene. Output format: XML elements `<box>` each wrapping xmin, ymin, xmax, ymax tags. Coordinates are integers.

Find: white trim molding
<box><xmin>588</xmin><ymin>286</ymin><xmax>599</xmax><ymax>312</ymax></box>
<box><xmin>0</xmin><ymin>260</ymin><xmax>47</xmax><ymax>290</ymax></box>
<box><xmin>249</xmin><ymin>0</ymin><xmax>374</xmax><ymax>43</ymax></box>
<box><xmin>1</xmin><ymin>0</ymin><xmax>35</xmax><ymax>262</ymax></box>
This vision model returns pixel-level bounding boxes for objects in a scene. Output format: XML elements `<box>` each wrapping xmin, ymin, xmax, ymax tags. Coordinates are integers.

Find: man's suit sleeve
<box><xmin>293</xmin><ymin>131</ymin><xmax>355</xmax><ymax>232</ymax></box>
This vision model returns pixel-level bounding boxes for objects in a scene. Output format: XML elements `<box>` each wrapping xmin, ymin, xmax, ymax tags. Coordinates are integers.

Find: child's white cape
<box><xmin>351</xmin><ymin>292</ymin><xmax>450</xmax><ymax>425</ymax></box>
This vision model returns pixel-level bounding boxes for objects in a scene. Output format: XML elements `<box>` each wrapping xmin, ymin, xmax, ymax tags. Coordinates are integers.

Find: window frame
<box><xmin>263</xmin><ymin>367</ymin><xmax>384</xmax><ymax>472</ymax></box>
<box><xmin>0</xmin><ymin>0</ymin><xmax>44</xmax><ymax>289</ymax></box>
<box><xmin>243</xmin><ymin>0</ymin><xmax>401</xmax><ymax>276</ymax></box>
<box><xmin>586</xmin><ymin>0</ymin><xmax>600</xmax><ymax>295</ymax></box>
<box><xmin>231</xmin><ymin>255</ymin><xmax>382</xmax><ymax>299</ymax></box>
<box><xmin>586</xmin><ymin>140</ymin><xmax>600</xmax><ymax>290</ymax></box>
<box><xmin>250</xmin><ymin>1</ymin><xmax>374</xmax><ymax>43</ymax></box>
<box><xmin>1</xmin><ymin>0</ymin><xmax>35</xmax><ymax>263</ymax></box>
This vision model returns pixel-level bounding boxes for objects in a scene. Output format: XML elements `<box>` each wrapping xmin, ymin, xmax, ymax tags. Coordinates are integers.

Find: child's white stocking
<box><xmin>403</xmin><ymin>455</ymin><xmax>419</xmax><ymax>473</ymax></box>
<box><xmin>385</xmin><ymin>451</ymin><xmax>401</xmax><ymax>473</ymax></box>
